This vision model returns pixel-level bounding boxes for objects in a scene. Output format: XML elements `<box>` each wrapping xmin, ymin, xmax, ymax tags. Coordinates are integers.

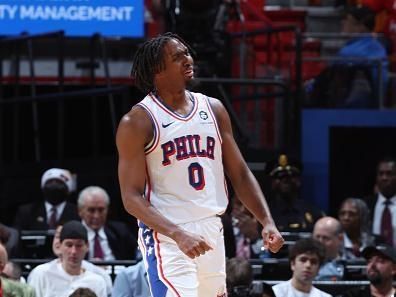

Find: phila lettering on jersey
<box><xmin>137</xmin><ymin>91</ymin><xmax>228</xmax><ymax>224</ymax></box>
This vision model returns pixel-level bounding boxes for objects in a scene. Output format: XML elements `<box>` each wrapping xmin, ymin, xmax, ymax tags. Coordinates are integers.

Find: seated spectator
<box><xmin>226</xmin><ymin>257</ymin><xmax>272</xmax><ymax>297</ymax></box>
<box><xmin>306</xmin><ymin>5</ymin><xmax>388</xmax><ymax>108</ymax></box>
<box><xmin>52</xmin><ymin>225</ymin><xmax>112</xmax><ymax>296</ymax></box>
<box><xmin>338</xmin><ymin>197</ymin><xmax>376</xmax><ymax>259</ymax></box>
<box><xmin>14</xmin><ymin>168</ymin><xmax>79</xmax><ymax>230</ymax></box>
<box><xmin>232</xmin><ymin>196</ymin><xmax>262</xmax><ymax>259</ymax></box>
<box><xmin>226</xmin><ymin>257</ymin><xmax>252</xmax><ymax>297</ymax></box>
<box><xmin>13</xmin><ymin>168</ymin><xmax>79</xmax><ymax>258</ymax></box>
<box><xmin>28</xmin><ymin>221</ymin><xmax>107</xmax><ymax>297</ymax></box>
<box><xmin>365</xmin><ymin>157</ymin><xmax>396</xmax><ymax>248</ymax></box>
<box><xmin>0</xmin><ymin>222</ymin><xmax>20</xmax><ymax>258</ymax></box>
<box><xmin>313</xmin><ymin>217</ymin><xmax>346</xmax><ymax>280</ymax></box>
<box><xmin>272</xmin><ymin>238</ymin><xmax>331</xmax><ymax>297</ymax></box>
<box><xmin>0</xmin><ymin>243</ymin><xmax>36</xmax><ymax>296</ymax></box>
<box><xmin>69</xmin><ymin>288</ymin><xmax>98</xmax><ymax>297</ymax></box>
<box><xmin>112</xmin><ymin>260</ymin><xmax>150</xmax><ymax>297</ymax></box>
<box><xmin>267</xmin><ymin>154</ymin><xmax>324</xmax><ymax>232</ymax></box>
<box><xmin>77</xmin><ymin>186</ymin><xmax>137</xmax><ymax>260</ymax></box>
<box><xmin>362</xmin><ymin>0</ymin><xmax>396</xmax><ymax>54</ymax></box>
<box><xmin>338</xmin><ymin>244</ymin><xmax>396</xmax><ymax>297</ymax></box>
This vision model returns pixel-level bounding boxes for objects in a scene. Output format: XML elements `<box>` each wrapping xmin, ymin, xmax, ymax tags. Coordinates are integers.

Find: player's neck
<box><xmin>154</xmin><ymin>88</ymin><xmax>185</xmax><ymax>103</ymax></box>
<box><xmin>154</xmin><ymin>89</ymin><xmax>193</xmax><ymax>116</ymax></box>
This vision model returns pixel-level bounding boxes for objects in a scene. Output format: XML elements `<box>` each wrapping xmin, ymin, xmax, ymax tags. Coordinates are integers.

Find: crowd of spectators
<box><xmin>1</xmin><ymin>2</ymin><xmax>396</xmax><ymax>295</ymax></box>
<box><xmin>1</xmin><ymin>151</ymin><xmax>394</xmax><ymax>296</ymax></box>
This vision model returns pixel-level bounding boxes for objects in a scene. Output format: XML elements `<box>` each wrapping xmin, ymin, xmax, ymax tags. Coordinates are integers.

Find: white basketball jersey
<box><xmin>137</xmin><ymin>91</ymin><xmax>228</xmax><ymax>224</ymax></box>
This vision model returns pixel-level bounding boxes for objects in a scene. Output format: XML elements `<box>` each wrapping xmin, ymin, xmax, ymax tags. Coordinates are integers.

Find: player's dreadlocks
<box><xmin>131</xmin><ymin>32</ymin><xmax>191</xmax><ymax>94</ymax></box>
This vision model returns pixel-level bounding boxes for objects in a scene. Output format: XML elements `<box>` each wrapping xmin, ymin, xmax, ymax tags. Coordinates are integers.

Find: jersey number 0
<box><xmin>188</xmin><ymin>162</ymin><xmax>205</xmax><ymax>190</ymax></box>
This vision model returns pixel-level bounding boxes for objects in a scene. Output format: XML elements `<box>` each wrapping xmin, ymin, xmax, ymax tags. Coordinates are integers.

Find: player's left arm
<box><xmin>209</xmin><ymin>97</ymin><xmax>284</xmax><ymax>253</ymax></box>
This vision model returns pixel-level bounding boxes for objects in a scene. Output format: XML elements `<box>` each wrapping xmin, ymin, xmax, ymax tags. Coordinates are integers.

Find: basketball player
<box><xmin>116</xmin><ymin>32</ymin><xmax>284</xmax><ymax>297</ymax></box>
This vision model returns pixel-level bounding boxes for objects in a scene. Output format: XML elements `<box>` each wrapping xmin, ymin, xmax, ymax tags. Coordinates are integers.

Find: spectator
<box><xmin>338</xmin><ymin>244</ymin><xmax>396</xmax><ymax>297</ymax></box>
<box><xmin>272</xmin><ymin>238</ymin><xmax>331</xmax><ymax>297</ymax></box>
<box><xmin>338</xmin><ymin>197</ymin><xmax>376</xmax><ymax>259</ymax></box>
<box><xmin>13</xmin><ymin>168</ymin><xmax>80</xmax><ymax>258</ymax></box>
<box><xmin>69</xmin><ymin>288</ymin><xmax>98</xmax><ymax>297</ymax></box>
<box><xmin>268</xmin><ymin>154</ymin><xmax>324</xmax><ymax>232</ymax></box>
<box><xmin>226</xmin><ymin>257</ymin><xmax>272</xmax><ymax>297</ymax></box>
<box><xmin>0</xmin><ymin>222</ymin><xmax>20</xmax><ymax>258</ymax></box>
<box><xmin>306</xmin><ymin>5</ymin><xmax>388</xmax><ymax>108</ymax></box>
<box><xmin>112</xmin><ymin>260</ymin><xmax>150</xmax><ymax>297</ymax></box>
<box><xmin>362</xmin><ymin>0</ymin><xmax>396</xmax><ymax>55</ymax></box>
<box><xmin>14</xmin><ymin>168</ymin><xmax>79</xmax><ymax>231</ymax></box>
<box><xmin>52</xmin><ymin>224</ymin><xmax>112</xmax><ymax>297</ymax></box>
<box><xmin>366</xmin><ymin>157</ymin><xmax>396</xmax><ymax>248</ymax></box>
<box><xmin>226</xmin><ymin>257</ymin><xmax>253</xmax><ymax>297</ymax></box>
<box><xmin>0</xmin><ymin>243</ymin><xmax>36</xmax><ymax>296</ymax></box>
<box><xmin>232</xmin><ymin>196</ymin><xmax>261</xmax><ymax>259</ymax></box>
<box><xmin>77</xmin><ymin>186</ymin><xmax>137</xmax><ymax>260</ymax></box>
<box><xmin>313</xmin><ymin>216</ymin><xmax>346</xmax><ymax>280</ymax></box>
<box><xmin>28</xmin><ymin>221</ymin><xmax>107</xmax><ymax>297</ymax></box>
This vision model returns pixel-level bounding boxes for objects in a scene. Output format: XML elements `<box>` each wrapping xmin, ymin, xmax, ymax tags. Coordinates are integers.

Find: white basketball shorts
<box><xmin>138</xmin><ymin>215</ymin><xmax>227</xmax><ymax>297</ymax></box>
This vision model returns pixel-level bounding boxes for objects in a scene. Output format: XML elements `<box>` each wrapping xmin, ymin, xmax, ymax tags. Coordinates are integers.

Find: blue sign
<box><xmin>0</xmin><ymin>0</ymin><xmax>144</xmax><ymax>37</ymax></box>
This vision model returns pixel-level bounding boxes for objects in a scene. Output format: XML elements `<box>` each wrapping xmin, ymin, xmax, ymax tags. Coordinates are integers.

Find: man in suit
<box><xmin>366</xmin><ymin>157</ymin><xmax>396</xmax><ymax>248</ymax></box>
<box><xmin>77</xmin><ymin>186</ymin><xmax>137</xmax><ymax>260</ymax></box>
<box><xmin>0</xmin><ymin>242</ymin><xmax>36</xmax><ymax>297</ymax></box>
<box><xmin>13</xmin><ymin>168</ymin><xmax>80</xmax><ymax>258</ymax></box>
<box><xmin>14</xmin><ymin>168</ymin><xmax>79</xmax><ymax>230</ymax></box>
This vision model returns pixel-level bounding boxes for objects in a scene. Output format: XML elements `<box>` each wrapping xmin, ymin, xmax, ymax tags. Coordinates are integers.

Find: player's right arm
<box><xmin>116</xmin><ymin>106</ymin><xmax>212</xmax><ymax>259</ymax></box>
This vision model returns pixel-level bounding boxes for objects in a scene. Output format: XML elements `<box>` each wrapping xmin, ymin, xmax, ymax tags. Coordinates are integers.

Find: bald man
<box><xmin>0</xmin><ymin>243</ymin><xmax>36</xmax><ymax>296</ymax></box>
<box><xmin>313</xmin><ymin>216</ymin><xmax>346</xmax><ymax>280</ymax></box>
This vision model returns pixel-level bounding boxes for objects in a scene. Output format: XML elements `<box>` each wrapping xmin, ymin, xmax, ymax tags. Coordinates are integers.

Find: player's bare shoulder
<box><xmin>116</xmin><ymin>104</ymin><xmax>153</xmax><ymax>147</ymax></box>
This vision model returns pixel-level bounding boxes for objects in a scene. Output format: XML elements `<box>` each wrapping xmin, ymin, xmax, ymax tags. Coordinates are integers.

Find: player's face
<box><xmin>160</xmin><ymin>38</ymin><xmax>194</xmax><ymax>87</ymax></box>
<box><xmin>78</xmin><ymin>194</ymin><xmax>108</xmax><ymax>231</ymax></box>
<box><xmin>60</xmin><ymin>239</ymin><xmax>88</xmax><ymax>269</ymax></box>
<box><xmin>291</xmin><ymin>252</ymin><xmax>320</xmax><ymax>285</ymax></box>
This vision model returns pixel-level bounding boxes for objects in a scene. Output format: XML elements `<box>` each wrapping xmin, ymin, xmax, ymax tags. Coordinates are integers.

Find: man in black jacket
<box><xmin>340</xmin><ymin>244</ymin><xmax>396</xmax><ymax>297</ymax></box>
<box><xmin>77</xmin><ymin>186</ymin><xmax>137</xmax><ymax>260</ymax></box>
<box><xmin>14</xmin><ymin>168</ymin><xmax>79</xmax><ymax>231</ymax></box>
<box><xmin>13</xmin><ymin>168</ymin><xmax>80</xmax><ymax>258</ymax></box>
<box><xmin>366</xmin><ymin>157</ymin><xmax>396</xmax><ymax>248</ymax></box>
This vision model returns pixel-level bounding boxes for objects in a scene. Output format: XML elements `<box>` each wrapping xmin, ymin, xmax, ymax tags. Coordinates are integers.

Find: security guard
<box><xmin>267</xmin><ymin>154</ymin><xmax>325</xmax><ymax>232</ymax></box>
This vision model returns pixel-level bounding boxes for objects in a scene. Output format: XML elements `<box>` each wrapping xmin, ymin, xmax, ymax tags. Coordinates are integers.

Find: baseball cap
<box><xmin>362</xmin><ymin>244</ymin><xmax>396</xmax><ymax>263</ymax></box>
<box><xmin>41</xmin><ymin>168</ymin><xmax>73</xmax><ymax>193</ymax></box>
<box><xmin>60</xmin><ymin>220</ymin><xmax>88</xmax><ymax>242</ymax></box>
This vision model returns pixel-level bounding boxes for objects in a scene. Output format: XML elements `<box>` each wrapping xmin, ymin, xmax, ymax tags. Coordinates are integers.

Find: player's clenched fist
<box><xmin>174</xmin><ymin>230</ymin><xmax>213</xmax><ymax>259</ymax></box>
<box><xmin>261</xmin><ymin>223</ymin><xmax>284</xmax><ymax>253</ymax></box>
